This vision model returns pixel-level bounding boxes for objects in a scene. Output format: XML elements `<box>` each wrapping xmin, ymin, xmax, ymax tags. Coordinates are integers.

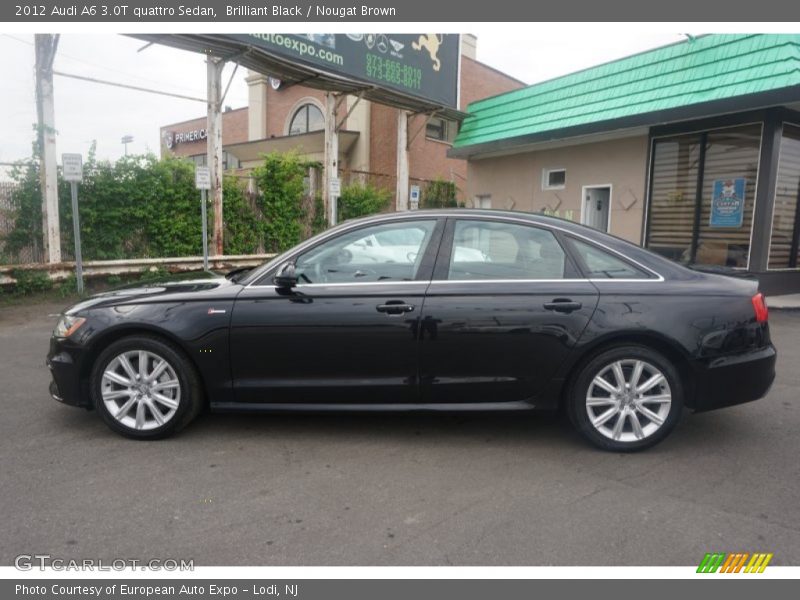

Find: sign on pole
<box><xmin>328</xmin><ymin>177</ymin><xmax>341</xmax><ymax>197</ymax></box>
<box><xmin>195</xmin><ymin>165</ymin><xmax>211</xmax><ymax>190</ymax></box>
<box><xmin>62</xmin><ymin>153</ymin><xmax>84</xmax><ymax>294</ymax></box>
<box><xmin>195</xmin><ymin>166</ymin><xmax>211</xmax><ymax>270</ymax></box>
<box><xmin>328</xmin><ymin>177</ymin><xmax>341</xmax><ymax>225</ymax></box>
<box><xmin>410</xmin><ymin>185</ymin><xmax>421</xmax><ymax>210</ymax></box>
<box><xmin>62</xmin><ymin>153</ymin><xmax>82</xmax><ymax>182</ymax></box>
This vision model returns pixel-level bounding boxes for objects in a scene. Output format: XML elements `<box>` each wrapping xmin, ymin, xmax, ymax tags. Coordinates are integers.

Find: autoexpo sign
<box><xmin>229</xmin><ymin>33</ymin><xmax>460</xmax><ymax>108</ymax></box>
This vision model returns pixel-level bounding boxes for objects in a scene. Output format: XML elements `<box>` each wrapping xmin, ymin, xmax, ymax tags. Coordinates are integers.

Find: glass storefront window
<box><xmin>646</xmin><ymin>134</ymin><xmax>701</xmax><ymax>263</ymax></box>
<box><xmin>646</xmin><ymin>124</ymin><xmax>762</xmax><ymax>268</ymax></box>
<box><xmin>768</xmin><ymin>124</ymin><xmax>800</xmax><ymax>269</ymax></box>
<box><xmin>695</xmin><ymin>125</ymin><xmax>761</xmax><ymax>268</ymax></box>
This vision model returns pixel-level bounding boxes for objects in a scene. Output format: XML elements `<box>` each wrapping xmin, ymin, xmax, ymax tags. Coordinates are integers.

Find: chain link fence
<box><xmin>0</xmin><ymin>181</ymin><xmax>43</xmax><ymax>264</ymax></box>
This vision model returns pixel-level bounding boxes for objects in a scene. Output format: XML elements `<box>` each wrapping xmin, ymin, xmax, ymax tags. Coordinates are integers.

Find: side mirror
<box><xmin>274</xmin><ymin>262</ymin><xmax>298</xmax><ymax>288</ymax></box>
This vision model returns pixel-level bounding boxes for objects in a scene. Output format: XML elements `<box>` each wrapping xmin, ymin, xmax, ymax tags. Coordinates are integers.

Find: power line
<box><xmin>52</xmin><ymin>70</ymin><xmax>207</xmax><ymax>103</ymax></box>
<box><xmin>1</xmin><ymin>33</ymin><xmax>211</xmax><ymax>97</ymax></box>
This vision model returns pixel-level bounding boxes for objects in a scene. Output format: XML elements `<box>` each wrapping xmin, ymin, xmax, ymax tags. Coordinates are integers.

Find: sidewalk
<box><xmin>769</xmin><ymin>293</ymin><xmax>800</xmax><ymax>310</ymax></box>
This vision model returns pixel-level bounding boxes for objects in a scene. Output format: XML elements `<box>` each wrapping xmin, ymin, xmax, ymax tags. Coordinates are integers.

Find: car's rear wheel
<box><xmin>567</xmin><ymin>345</ymin><xmax>683</xmax><ymax>451</ymax></box>
<box><xmin>90</xmin><ymin>335</ymin><xmax>202</xmax><ymax>439</ymax></box>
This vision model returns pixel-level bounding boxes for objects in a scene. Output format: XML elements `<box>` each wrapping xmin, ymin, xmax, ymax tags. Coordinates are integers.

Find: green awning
<box><xmin>453</xmin><ymin>34</ymin><xmax>800</xmax><ymax>154</ymax></box>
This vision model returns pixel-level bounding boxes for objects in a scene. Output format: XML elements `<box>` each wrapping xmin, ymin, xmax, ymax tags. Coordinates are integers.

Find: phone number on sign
<box><xmin>366</xmin><ymin>53</ymin><xmax>423</xmax><ymax>91</ymax></box>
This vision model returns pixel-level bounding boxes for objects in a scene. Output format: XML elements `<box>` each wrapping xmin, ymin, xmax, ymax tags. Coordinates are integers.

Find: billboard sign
<box><xmin>230</xmin><ymin>33</ymin><xmax>460</xmax><ymax>108</ymax></box>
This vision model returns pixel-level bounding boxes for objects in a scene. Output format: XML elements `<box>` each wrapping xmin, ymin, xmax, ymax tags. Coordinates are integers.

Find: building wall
<box><xmin>160</xmin><ymin>108</ymin><xmax>248</xmax><ymax>157</ymax></box>
<box><xmin>264</xmin><ymin>85</ymin><xmax>328</xmax><ymax>138</ymax></box>
<box><xmin>465</xmin><ymin>135</ymin><xmax>650</xmax><ymax>243</ymax></box>
<box><xmin>368</xmin><ymin>102</ymin><xmax>399</xmax><ymax>183</ymax></box>
<box><xmin>373</xmin><ymin>55</ymin><xmax>526</xmax><ymax>203</ymax></box>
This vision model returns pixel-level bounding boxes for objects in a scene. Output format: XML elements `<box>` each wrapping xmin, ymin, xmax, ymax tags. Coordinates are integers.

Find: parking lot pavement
<box><xmin>1</xmin><ymin>300</ymin><xmax>799</xmax><ymax>567</ymax></box>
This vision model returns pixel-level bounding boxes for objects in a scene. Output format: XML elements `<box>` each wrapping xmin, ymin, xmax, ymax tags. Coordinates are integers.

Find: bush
<box><xmin>2</xmin><ymin>140</ymin><xmax>385</xmax><ymax>263</ymax></box>
<box><xmin>58</xmin><ymin>273</ymin><xmax>78</xmax><ymax>298</ymax></box>
<box><xmin>337</xmin><ymin>183</ymin><xmax>392</xmax><ymax>221</ymax></box>
<box><xmin>312</xmin><ymin>193</ymin><xmax>327</xmax><ymax>235</ymax></box>
<box><xmin>252</xmin><ymin>152</ymin><xmax>310</xmax><ymax>253</ymax></box>
<box><xmin>11</xmin><ymin>269</ymin><xmax>53</xmax><ymax>295</ymax></box>
<box><xmin>422</xmin><ymin>178</ymin><xmax>458</xmax><ymax>208</ymax></box>
<box><xmin>221</xmin><ymin>176</ymin><xmax>262</xmax><ymax>255</ymax></box>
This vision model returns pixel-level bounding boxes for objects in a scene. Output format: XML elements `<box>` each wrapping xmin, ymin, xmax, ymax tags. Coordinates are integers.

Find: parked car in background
<box><xmin>47</xmin><ymin>210</ymin><xmax>776</xmax><ymax>451</ymax></box>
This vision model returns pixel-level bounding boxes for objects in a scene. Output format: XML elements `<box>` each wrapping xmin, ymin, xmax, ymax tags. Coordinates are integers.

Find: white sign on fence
<box><xmin>195</xmin><ymin>166</ymin><xmax>211</xmax><ymax>190</ymax></box>
<box><xmin>62</xmin><ymin>154</ymin><xmax>83</xmax><ymax>182</ymax></box>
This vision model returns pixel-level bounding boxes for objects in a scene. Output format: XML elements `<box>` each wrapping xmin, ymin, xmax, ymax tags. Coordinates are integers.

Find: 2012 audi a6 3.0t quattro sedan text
<box><xmin>46</xmin><ymin>210</ymin><xmax>776</xmax><ymax>451</ymax></box>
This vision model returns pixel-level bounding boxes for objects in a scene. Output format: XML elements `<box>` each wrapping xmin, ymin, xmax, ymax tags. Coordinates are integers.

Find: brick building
<box><xmin>159</xmin><ymin>36</ymin><xmax>523</xmax><ymax>206</ymax></box>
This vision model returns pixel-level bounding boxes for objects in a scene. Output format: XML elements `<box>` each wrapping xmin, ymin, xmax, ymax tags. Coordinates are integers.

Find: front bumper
<box><xmin>47</xmin><ymin>336</ymin><xmax>92</xmax><ymax>408</ymax></box>
<box><xmin>691</xmin><ymin>344</ymin><xmax>777</xmax><ymax>412</ymax></box>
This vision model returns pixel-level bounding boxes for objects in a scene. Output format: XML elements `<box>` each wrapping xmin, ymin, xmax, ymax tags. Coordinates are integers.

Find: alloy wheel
<box><xmin>101</xmin><ymin>350</ymin><xmax>181</xmax><ymax>431</ymax></box>
<box><xmin>585</xmin><ymin>359</ymin><xmax>672</xmax><ymax>443</ymax></box>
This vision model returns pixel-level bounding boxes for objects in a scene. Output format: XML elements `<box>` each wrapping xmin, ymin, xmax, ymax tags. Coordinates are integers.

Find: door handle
<box><xmin>376</xmin><ymin>301</ymin><xmax>415</xmax><ymax>315</ymax></box>
<box><xmin>543</xmin><ymin>299</ymin><xmax>583</xmax><ymax>313</ymax></box>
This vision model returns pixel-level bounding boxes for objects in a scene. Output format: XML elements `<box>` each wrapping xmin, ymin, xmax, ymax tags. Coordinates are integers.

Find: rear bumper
<box><xmin>691</xmin><ymin>344</ymin><xmax>776</xmax><ymax>412</ymax></box>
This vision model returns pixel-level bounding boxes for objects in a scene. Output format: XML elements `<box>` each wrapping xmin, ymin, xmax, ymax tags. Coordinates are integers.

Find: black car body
<box><xmin>47</xmin><ymin>210</ymin><xmax>776</xmax><ymax>450</ymax></box>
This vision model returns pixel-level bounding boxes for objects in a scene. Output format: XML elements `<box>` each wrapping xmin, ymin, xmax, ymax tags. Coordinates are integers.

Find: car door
<box><xmin>229</xmin><ymin>218</ymin><xmax>443</xmax><ymax>405</ymax></box>
<box><xmin>419</xmin><ymin>217</ymin><xmax>599</xmax><ymax>405</ymax></box>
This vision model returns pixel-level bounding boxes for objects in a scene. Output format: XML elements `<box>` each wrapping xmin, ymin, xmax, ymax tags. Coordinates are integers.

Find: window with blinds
<box><xmin>768</xmin><ymin>124</ymin><xmax>800</xmax><ymax>270</ymax></box>
<box><xmin>646</xmin><ymin>124</ymin><xmax>762</xmax><ymax>268</ymax></box>
<box><xmin>647</xmin><ymin>134</ymin><xmax>701</xmax><ymax>263</ymax></box>
<box><xmin>695</xmin><ymin>125</ymin><xmax>761</xmax><ymax>268</ymax></box>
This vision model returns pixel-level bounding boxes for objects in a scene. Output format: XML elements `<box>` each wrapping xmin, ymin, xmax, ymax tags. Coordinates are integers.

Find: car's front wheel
<box><xmin>567</xmin><ymin>345</ymin><xmax>683</xmax><ymax>451</ymax></box>
<box><xmin>90</xmin><ymin>335</ymin><xmax>202</xmax><ymax>439</ymax></box>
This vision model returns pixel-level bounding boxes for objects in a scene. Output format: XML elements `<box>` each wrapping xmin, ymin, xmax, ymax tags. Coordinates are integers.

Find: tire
<box><xmin>90</xmin><ymin>335</ymin><xmax>203</xmax><ymax>439</ymax></box>
<box><xmin>566</xmin><ymin>345</ymin><xmax>683</xmax><ymax>452</ymax></box>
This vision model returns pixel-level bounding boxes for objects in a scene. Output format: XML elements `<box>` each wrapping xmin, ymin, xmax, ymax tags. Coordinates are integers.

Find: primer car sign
<box><xmin>230</xmin><ymin>33</ymin><xmax>460</xmax><ymax>108</ymax></box>
<box><xmin>62</xmin><ymin>153</ymin><xmax>83</xmax><ymax>182</ymax></box>
<box><xmin>710</xmin><ymin>178</ymin><xmax>746</xmax><ymax>228</ymax></box>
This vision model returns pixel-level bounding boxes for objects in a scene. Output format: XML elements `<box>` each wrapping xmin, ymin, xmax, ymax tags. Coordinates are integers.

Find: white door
<box><xmin>582</xmin><ymin>186</ymin><xmax>611</xmax><ymax>232</ymax></box>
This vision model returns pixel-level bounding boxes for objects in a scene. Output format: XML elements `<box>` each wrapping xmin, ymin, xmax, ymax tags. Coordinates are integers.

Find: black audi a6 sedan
<box><xmin>47</xmin><ymin>210</ymin><xmax>776</xmax><ymax>451</ymax></box>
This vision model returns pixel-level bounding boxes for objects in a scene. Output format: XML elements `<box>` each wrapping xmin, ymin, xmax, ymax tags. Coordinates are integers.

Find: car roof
<box><xmin>347</xmin><ymin>208</ymin><xmax>628</xmax><ymax>246</ymax></box>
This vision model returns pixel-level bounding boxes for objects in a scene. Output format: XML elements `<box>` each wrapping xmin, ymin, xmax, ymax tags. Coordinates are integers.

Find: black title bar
<box><xmin>4</xmin><ymin>0</ymin><xmax>800</xmax><ymax>22</ymax></box>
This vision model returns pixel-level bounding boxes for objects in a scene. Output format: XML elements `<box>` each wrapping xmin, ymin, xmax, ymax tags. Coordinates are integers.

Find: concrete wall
<box><xmin>466</xmin><ymin>135</ymin><xmax>650</xmax><ymax>243</ymax></box>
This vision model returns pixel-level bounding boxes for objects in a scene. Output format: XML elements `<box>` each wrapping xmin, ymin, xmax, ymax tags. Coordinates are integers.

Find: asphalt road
<box><xmin>1</xmin><ymin>300</ymin><xmax>799</xmax><ymax>566</ymax></box>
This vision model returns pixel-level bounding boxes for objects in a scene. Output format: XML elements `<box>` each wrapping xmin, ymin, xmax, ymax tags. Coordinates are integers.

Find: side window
<box><xmin>569</xmin><ymin>238</ymin><xmax>651</xmax><ymax>279</ymax></box>
<box><xmin>448</xmin><ymin>220</ymin><xmax>568</xmax><ymax>280</ymax></box>
<box><xmin>294</xmin><ymin>221</ymin><xmax>437</xmax><ymax>284</ymax></box>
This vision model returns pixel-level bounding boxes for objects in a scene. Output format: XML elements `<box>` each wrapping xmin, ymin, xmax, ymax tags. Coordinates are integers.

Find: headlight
<box><xmin>54</xmin><ymin>315</ymin><xmax>87</xmax><ymax>338</ymax></box>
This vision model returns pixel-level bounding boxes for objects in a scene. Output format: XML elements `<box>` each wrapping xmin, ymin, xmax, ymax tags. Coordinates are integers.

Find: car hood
<box><xmin>64</xmin><ymin>271</ymin><xmax>241</xmax><ymax>314</ymax></box>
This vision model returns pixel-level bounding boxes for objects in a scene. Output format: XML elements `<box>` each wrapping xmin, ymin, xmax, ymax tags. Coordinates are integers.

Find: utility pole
<box><xmin>395</xmin><ymin>110</ymin><xmax>410</xmax><ymax>212</ymax></box>
<box><xmin>323</xmin><ymin>92</ymin><xmax>339</xmax><ymax>225</ymax></box>
<box><xmin>206</xmin><ymin>56</ymin><xmax>225</xmax><ymax>256</ymax></box>
<box><xmin>35</xmin><ymin>34</ymin><xmax>61</xmax><ymax>264</ymax></box>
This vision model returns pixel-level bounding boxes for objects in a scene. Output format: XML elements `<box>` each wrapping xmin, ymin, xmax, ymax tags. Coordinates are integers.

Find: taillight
<box><xmin>752</xmin><ymin>292</ymin><xmax>769</xmax><ymax>323</ymax></box>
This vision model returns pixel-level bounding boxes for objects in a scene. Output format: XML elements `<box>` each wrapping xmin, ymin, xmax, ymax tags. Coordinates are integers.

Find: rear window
<box><xmin>569</xmin><ymin>238</ymin><xmax>651</xmax><ymax>279</ymax></box>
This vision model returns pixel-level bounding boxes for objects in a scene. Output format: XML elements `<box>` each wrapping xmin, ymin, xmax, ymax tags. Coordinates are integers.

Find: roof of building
<box><xmin>453</xmin><ymin>34</ymin><xmax>800</xmax><ymax>155</ymax></box>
